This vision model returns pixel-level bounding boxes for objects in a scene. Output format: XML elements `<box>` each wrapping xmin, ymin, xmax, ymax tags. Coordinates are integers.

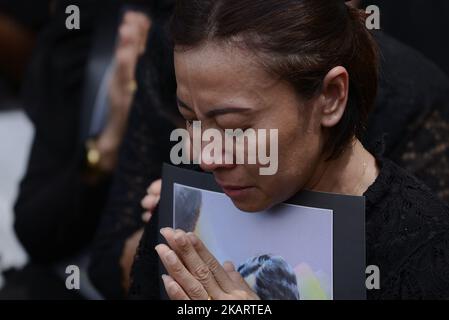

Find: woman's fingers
<box><xmin>157</xmin><ymin>229</ymin><xmax>259</xmax><ymax>300</ymax></box>
<box><xmin>222</xmin><ymin>261</ymin><xmax>257</xmax><ymax>295</ymax></box>
<box><xmin>141</xmin><ymin>179</ymin><xmax>161</xmax><ymax>209</ymax></box>
<box><xmin>155</xmin><ymin>244</ymin><xmax>209</xmax><ymax>300</ymax></box>
<box><xmin>223</xmin><ymin>261</ymin><xmax>236</xmax><ymax>272</ymax></box>
<box><xmin>141</xmin><ymin>211</ymin><xmax>152</xmax><ymax>223</ymax></box>
<box><xmin>227</xmin><ymin>270</ymin><xmax>253</xmax><ymax>293</ymax></box>
<box><xmin>162</xmin><ymin>274</ymin><xmax>190</xmax><ymax>300</ymax></box>
<box><xmin>147</xmin><ymin>179</ymin><xmax>162</xmax><ymax>196</ymax></box>
<box><xmin>160</xmin><ymin>228</ymin><xmax>225</xmax><ymax>299</ymax></box>
<box><xmin>222</xmin><ymin>261</ymin><xmax>246</xmax><ymax>289</ymax></box>
<box><xmin>141</xmin><ymin>180</ymin><xmax>162</xmax><ymax>220</ymax></box>
<box><xmin>185</xmin><ymin>232</ymin><xmax>236</xmax><ymax>293</ymax></box>
<box><xmin>141</xmin><ymin>193</ymin><xmax>160</xmax><ymax>211</ymax></box>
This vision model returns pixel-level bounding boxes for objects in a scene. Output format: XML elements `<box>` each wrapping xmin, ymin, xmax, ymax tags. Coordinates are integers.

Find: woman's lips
<box><xmin>216</xmin><ymin>181</ymin><xmax>254</xmax><ymax>199</ymax></box>
<box><xmin>222</xmin><ymin>186</ymin><xmax>254</xmax><ymax>199</ymax></box>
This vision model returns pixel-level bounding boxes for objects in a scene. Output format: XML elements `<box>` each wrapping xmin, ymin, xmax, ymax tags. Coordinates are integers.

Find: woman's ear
<box><xmin>319</xmin><ymin>66</ymin><xmax>349</xmax><ymax>128</ymax></box>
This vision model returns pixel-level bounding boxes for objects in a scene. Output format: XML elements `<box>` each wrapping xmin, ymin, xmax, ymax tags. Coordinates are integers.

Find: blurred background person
<box><xmin>0</xmin><ymin>1</ymin><xmax>43</xmax><ymax>275</ymax></box>
<box><xmin>0</xmin><ymin>0</ymin><xmax>151</xmax><ymax>299</ymax></box>
<box><xmin>0</xmin><ymin>0</ymin><xmax>47</xmax><ymax>109</ymax></box>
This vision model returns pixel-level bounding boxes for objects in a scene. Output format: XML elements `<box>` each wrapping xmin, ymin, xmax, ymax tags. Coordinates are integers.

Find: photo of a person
<box><xmin>173</xmin><ymin>184</ymin><xmax>202</xmax><ymax>233</ymax></box>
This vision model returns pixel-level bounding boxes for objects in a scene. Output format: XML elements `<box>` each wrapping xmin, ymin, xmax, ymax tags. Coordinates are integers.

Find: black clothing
<box><xmin>13</xmin><ymin>0</ymin><xmax>116</xmax><ymax>264</ymax></box>
<box><xmin>0</xmin><ymin>263</ymin><xmax>83</xmax><ymax>300</ymax></box>
<box><xmin>366</xmin><ymin>32</ymin><xmax>449</xmax><ymax>203</ymax></box>
<box><xmin>365</xmin><ymin>158</ymin><xmax>449</xmax><ymax>299</ymax></box>
<box><xmin>129</xmin><ymin>157</ymin><xmax>449</xmax><ymax>300</ymax></box>
<box><xmin>0</xmin><ymin>0</ymin><xmax>50</xmax><ymax>31</ymax></box>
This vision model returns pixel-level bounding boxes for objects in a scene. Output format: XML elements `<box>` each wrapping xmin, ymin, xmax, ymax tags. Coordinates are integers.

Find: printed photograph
<box><xmin>173</xmin><ymin>184</ymin><xmax>334</xmax><ymax>300</ymax></box>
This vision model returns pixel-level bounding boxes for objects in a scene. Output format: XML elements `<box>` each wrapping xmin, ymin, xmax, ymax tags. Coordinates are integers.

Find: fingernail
<box><xmin>155</xmin><ymin>244</ymin><xmax>163</xmax><ymax>253</ymax></box>
<box><xmin>160</xmin><ymin>228</ymin><xmax>170</xmax><ymax>236</ymax></box>
<box><xmin>165</xmin><ymin>251</ymin><xmax>177</xmax><ymax>265</ymax></box>
<box><xmin>223</xmin><ymin>261</ymin><xmax>236</xmax><ymax>272</ymax></box>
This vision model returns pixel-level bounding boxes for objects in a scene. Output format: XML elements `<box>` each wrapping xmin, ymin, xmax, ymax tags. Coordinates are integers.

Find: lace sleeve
<box><xmin>365</xmin><ymin>158</ymin><xmax>449</xmax><ymax>300</ymax></box>
<box><xmin>369</xmin><ymin>231</ymin><xmax>449</xmax><ymax>300</ymax></box>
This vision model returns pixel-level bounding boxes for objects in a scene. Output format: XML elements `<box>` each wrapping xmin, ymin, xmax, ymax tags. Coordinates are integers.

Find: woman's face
<box><xmin>174</xmin><ymin>42</ymin><xmax>327</xmax><ymax>212</ymax></box>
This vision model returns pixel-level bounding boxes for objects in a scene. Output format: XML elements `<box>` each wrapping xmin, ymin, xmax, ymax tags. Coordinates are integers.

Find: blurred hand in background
<box><xmin>95</xmin><ymin>11</ymin><xmax>151</xmax><ymax>172</ymax></box>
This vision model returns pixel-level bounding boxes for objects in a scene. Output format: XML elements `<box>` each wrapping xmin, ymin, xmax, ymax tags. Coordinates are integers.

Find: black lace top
<box><xmin>364</xmin><ymin>32</ymin><xmax>449</xmax><ymax>203</ymax></box>
<box><xmin>365</xmin><ymin>158</ymin><xmax>449</xmax><ymax>299</ymax></box>
<box><xmin>128</xmin><ymin>157</ymin><xmax>449</xmax><ymax>300</ymax></box>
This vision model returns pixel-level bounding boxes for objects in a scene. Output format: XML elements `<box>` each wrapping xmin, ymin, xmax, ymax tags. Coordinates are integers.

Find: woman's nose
<box><xmin>199</xmin><ymin>145</ymin><xmax>236</xmax><ymax>172</ymax></box>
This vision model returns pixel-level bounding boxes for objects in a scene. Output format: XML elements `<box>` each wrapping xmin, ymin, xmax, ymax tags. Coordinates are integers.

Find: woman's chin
<box><xmin>229</xmin><ymin>195</ymin><xmax>273</xmax><ymax>213</ymax></box>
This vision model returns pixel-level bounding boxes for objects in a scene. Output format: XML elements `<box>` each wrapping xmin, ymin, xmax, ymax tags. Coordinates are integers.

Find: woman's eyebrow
<box><xmin>176</xmin><ymin>97</ymin><xmax>252</xmax><ymax>117</ymax></box>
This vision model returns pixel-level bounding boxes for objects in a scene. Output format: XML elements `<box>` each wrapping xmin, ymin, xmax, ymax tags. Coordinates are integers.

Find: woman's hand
<box><xmin>141</xmin><ymin>179</ymin><xmax>161</xmax><ymax>223</ymax></box>
<box><xmin>156</xmin><ymin>228</ymin><xmax>260</xmax><ymax>300</ymax></box>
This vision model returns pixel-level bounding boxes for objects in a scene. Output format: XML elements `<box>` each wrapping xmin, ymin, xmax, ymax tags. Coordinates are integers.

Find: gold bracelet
<box><xmin>86</xmin><ymin>138</ymin><xmax>101</xmax><ymax>169</ymax></box>
<box><xmin>127</xmin><ymin>80</ymin><xmax>138</xmax><ymax>94</ymax></box>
